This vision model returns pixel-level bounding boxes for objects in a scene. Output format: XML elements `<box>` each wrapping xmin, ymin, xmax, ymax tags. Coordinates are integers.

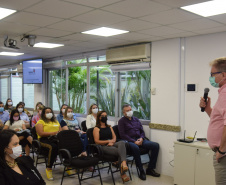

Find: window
<box><xmin>49</xmin><ymin>69</ymin><xmax>66</xmax><ymax>111</ymax></box>
<box><xmin>12</xmin><ymin>73</ymin><xmax>22</xmax><ymax>106</ymax></box>
<box><xmin>120</xmin><ymin>70</ymin><xmax>151</xmax><ymax>120</ymax></box>
<box><xmin>24</xmin><ymin>84</ymin><xmax>34</xmax><ymax>108</ymax></box>
<box><xmin>90</xmin><ymin>65</ymin><xmax>115</xmax><ymax>116</ymax></box>
<box><xmin>67</xmin><ymin>58</ymin><xmax>86</xmax><ymax>65</ymax></box>
<box><xmin>0</xmin><ymin>76</ymin><xmax>9</xmax><ymax>104</ymax></box>
<box><xmin>68</xmin><ymin>66</ymin><xmax>87</xmax><ymax>114</ymax></box>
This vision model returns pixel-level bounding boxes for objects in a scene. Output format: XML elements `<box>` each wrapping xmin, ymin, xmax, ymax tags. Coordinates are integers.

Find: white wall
<box><xmin>150</xmin><ymin>31</ymin><xmax>226</xmax><ymax>177</ymax></box>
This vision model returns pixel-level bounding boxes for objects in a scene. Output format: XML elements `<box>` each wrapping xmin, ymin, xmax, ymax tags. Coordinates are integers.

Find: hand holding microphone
<box><xmin>200</xmin><ymin>88</ymin><xmax>210</xmax><ymax>112</ymax></box>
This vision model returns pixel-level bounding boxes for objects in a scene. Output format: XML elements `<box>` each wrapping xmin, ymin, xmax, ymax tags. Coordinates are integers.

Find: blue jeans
<box><xmin>128</xmin><ymin>140</ymin><xmax>159</xmax><ymax>171</ymax></box>
<box><xmin>80</xmin><ymin>134</ymin><xmax>88</xmax><ymax>152</ymax></box>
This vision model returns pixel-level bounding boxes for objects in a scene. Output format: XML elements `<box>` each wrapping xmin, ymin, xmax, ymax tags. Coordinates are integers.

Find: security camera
<box><xmin>21</xmin><ymin>34</ymin><xmax>36</xmax><ymax>47</ymax></box>
<box><xmin>3</xmin><ymin>35</ymin><xmax>20</xmax><ymax>49</ymax></box>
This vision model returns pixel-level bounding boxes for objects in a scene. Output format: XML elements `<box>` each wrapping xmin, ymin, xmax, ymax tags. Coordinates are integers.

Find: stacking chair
<box><xmin>86</xmin><ymin>128</ymin><xmax>132</xmax><ymax>185</ymax></box>
<box><xmin>81</xmin><ymin>120</ymin><xmax>87</xmax><ymax>132</ymax></box>
<box><xmin>112</xmin><ymin>125</ymin><xmax>150</xmax><ymax>176</ymax></box>
<box><xmin>57</xmin><ymin>130</ymin><xmax>102</xmax><ymax>185</ymax></box>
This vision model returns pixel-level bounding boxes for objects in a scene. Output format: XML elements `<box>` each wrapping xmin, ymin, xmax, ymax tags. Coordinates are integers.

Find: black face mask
<box><xmin>100</xmin><ymin>117</ymin><xmax>108</xmax><ymax>123</ymax></box>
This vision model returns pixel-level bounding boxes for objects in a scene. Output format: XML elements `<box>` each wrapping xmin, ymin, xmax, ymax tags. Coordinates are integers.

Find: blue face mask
<box><xmin>0</xmin><ymin>107</ymin><xmax>4</xmax><ymax>112</ymax></box>
<box><xmin>209</xmin><ymin>76</ymin><xmax>219</xmax><ymax>88</ymax></box>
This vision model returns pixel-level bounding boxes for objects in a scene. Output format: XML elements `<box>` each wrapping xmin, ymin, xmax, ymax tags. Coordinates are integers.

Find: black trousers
<box><xmin>39</xmin><ymin>137</ymin><xmax>58</xmax><ymax>168</ymax></box>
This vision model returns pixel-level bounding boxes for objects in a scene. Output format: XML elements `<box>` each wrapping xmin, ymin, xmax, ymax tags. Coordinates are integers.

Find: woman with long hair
<box><xmin>4</xmin><ymin>98</ymin><xmax>14</xmax><ymax>114</ymax></box>
<box><xmin>86</xmin><ymin>104</ymin><xmax>98</xmax><ymax>129</ymax></box>
<box><xmin>93</xmin><ymin>111</ymin><xmax>130</xmax><ymax>182</ymax></box>
<box><xmin>36</xmin><ymin>107</ymin><xmax>61</xmax><ymax>181</ymax></box>
<box><xmin>4</xmin><ymin>109</ymin><xmax>33</xmax><ymax>156</ymax></box>
<box><xmin>0</xmin><ymin>129</ymin><xmax>45</xmax><ymax>185</ymax></box>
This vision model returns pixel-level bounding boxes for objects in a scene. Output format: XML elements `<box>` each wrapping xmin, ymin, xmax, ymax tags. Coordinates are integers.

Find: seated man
<box><xmin>0</xmin><ymin>101</ymin><xmax>9</xmax><ymax>124</ymax></box>
<box><xmin>118</xmin><ymin>104</ymin><xmax>160</xmax><ymax>180</ymax></box>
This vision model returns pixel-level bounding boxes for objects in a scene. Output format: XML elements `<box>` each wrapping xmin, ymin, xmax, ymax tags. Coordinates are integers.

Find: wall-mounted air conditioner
<box><xmin>106</xmin><ymin>44</ymin><xmax>151</xmax><ymax>65</ymax></box>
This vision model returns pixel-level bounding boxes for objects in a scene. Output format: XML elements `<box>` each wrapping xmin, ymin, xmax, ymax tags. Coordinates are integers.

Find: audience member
<box><xmin>36</xmin><ymin>107</ymin><xmax>61</xmax><ymax>181</ymax></box>
<box><xmin>60</xmin><ymin>106</ymin><xmax>88</xmax><ymax>156</ymax></box>
<box><xmin>33</xmin><ymin>102</ymin><xmax>43</xmax><ymax>116</ymax></box>
<box><xmin>118</xmin><ymin>104</ymin><xmax>160</xmax><ymax>180</ymax></box>
<box><xmin>0</xmin><ymin>101</ymin><xmax>9</xmax><ymax>124</ymax></box>
<box><xmin>4</xmin><ymin>109</ymin><xmax>33</xmax><ymax>156</ymax></box>
<box><xmin>0</xmin><ymin>119</ymin><xmax>3</xmax><ymax>130</ymax></box>
<box><xmin>32</xmin><ymin>105</ymin><xmax>44</xmax><ymax>127</ymax></box>
<box><xmin>86</xmin><ymin>104</ymin><xmax>98</xmax><ymax>129</ymax></box>
<box><xmin>16</xmin><ymin>103</ymin><xmax>30</xmax><ymax>128</ymax></box>
<box><xmin>19</xmin><ymin>102</ymin><xmax>31</xmax><ymax>117</ymax></box>
<box><xmin>0</xmin><ymin>129</ymin><xmax>46</xmax><ymax>185</ymax></box>
<box><xmin>4</xmin><ymin>98</ymin><xmax>14</xmax><ymax>114</ymax></box>
<box><xmin>56</xmin><ymin>104</ymin><xmax>68</xmax><ymax>123</ymax></box>
<box><xmin>93</xmin><ymin>111</ymin><xmax>130</xmax><ymax>183</ymax></box>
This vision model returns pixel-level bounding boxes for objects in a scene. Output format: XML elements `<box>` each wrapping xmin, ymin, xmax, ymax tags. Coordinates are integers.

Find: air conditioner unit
<box><xmin>106</xmin><ymin>44</ymin><xmax>151</xmax><ymax>65</ymax></box>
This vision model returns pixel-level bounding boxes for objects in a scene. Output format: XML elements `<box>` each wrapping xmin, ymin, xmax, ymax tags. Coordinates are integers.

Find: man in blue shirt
<box><xmin>118</xmin><ymin>104</ymin><xmax>160</xmax><ymax>180</ymax></box>
<box><xmin>0</xmin><ymin>101</ymin><xmax>9</xmax><ymax>124</ymax></box>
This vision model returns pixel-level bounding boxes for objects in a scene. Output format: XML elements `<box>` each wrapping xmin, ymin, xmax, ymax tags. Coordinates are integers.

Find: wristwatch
<box><xmin>217</xmin><ymin>147</ymin><xmax>226</xmax><ymax>155</ymax></box>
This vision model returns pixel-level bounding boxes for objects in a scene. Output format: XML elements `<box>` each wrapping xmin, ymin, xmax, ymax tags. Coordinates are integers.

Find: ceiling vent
<box><xmin>106</xmin><ymin>44</ymin><xmax>150</xmax><ymax>65</ymax></box>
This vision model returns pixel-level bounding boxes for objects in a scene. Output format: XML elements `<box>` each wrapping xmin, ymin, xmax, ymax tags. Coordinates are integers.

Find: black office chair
<box><xmin>112</xmin><ymin>125</ymin><xmax>150</xmax><ymax>176</ymax></box>
<box><xmin>86</xmin><ymin>128</ymin><xmax>132</xmax><ymax>185</ymax></box>
<box><xmin>57</xmin><ymin>130</ymin><xmax>102</xmax><ymax>185</ymax></box>
<box><xmin>81</xmin><ymin>120</ymin><xmax>87</xmax><ymax>132</ymax></box>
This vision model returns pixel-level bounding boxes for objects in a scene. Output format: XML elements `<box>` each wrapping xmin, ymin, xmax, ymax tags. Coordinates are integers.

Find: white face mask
<box><xmin>8</xmin><ymin>102</ymin><xmax>13</xmax><ymax>106</ymax></box>
<box><xmin>67</xmin><ymin>112</ymin><xmax>73</xmax><ymax>118</ymax></box>
<box><xmin>62</xmin><ymin>109</ymin><xmax>65</xmax><ymax>114</ymax></box>
<box><xmin>18</xmin><ymin>108</ymin><xmax>23</xmax><ymax>113</ymax></box>
<box><xmin>126</xmin><ymin>110</ymin><xmax>133</xmax><ymax>117</ymax></box>
<box><xmin>46</xmin><ymin>113</ymin><xmax>53</xmax><ymax>119</ymax></box>
<box><xmin>92</xmin><ymin>108</ymin><xmax>98</xmax><ymax>114</ymax></box>
<box><xmin>8</xmin><ymin>145</ymin><xmax>22</xmax><ymax>159</ymax></box>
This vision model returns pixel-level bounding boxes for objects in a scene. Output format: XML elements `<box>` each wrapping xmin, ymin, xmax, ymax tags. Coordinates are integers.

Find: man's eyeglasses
<box><xmin>210</xmin><ymin>72</ymin><xmax>222</xmax><ymax>77</ymax></box>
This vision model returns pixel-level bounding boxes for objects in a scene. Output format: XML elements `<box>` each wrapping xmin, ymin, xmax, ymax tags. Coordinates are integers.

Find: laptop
<box><xmin>177</xmin><ymin>130</ymin><xmax>197</xmax><ymax>143</ymax></box>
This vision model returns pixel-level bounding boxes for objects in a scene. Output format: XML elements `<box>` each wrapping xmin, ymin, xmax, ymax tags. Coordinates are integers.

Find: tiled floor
<box><xmin>36</xmin><ymin>161</ymin><xmax>174</xmax><ymax>185</ymax></box>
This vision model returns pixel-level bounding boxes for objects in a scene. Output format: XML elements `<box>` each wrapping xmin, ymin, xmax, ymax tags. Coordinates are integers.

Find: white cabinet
<box><xmin>174</xmin><ymin>141</ymin><xmax>215</xmax><ymax>185</ymax></box>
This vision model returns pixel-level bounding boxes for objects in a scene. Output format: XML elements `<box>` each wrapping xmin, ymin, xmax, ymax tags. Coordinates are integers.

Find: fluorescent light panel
<box><xmin>181</xmin><ymin>0</ymin><xmax>226</xmax><ymax>17</ymax></box>
<box><xmin>34</xmin><ymin>42</ymin><xmax>64</xmax><ymax>48</ymax></box>
<box><xmin>0</xmin><ymin>52</ymin><xmax>24</xmax><ymax>56</ymax></box>
<box><xmin>82</xmin><ymin>27</ymin><xmax>129</xmax><ymax>37</ymax></box>
<box><xmin>0</xmin><ymin>7</ymin><xmax>16</xmax><ymax>20</ymax></box>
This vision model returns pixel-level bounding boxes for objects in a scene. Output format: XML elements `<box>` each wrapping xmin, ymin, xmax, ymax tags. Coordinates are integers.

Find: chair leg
<box><xmin>96</xmin><ymin>164</ymin><xmax>103</xmax><ymax>185</ymax></box>
<box><xmin>109</xmin><ymin>163</ymin><xmax>115</xmax><ymax>185</ymax></box>
<box><xmin>77</xmin><ymin>169</ymin><xmax>82</xmax><ymax>185</ymax></box>
<box><xmin>127</xmin><ymin>162</ymin><xmax>132</xmax><ymax>181</ymax></box>
<box><xmin>60</xmin><ymin>166</ymin><xmax>66</xmax><ymax>185</ymax></box>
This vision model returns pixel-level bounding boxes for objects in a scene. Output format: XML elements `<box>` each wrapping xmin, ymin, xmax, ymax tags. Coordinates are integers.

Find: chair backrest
<box><xmin>31</xmin><ymin>126</ymin><xmax>38</xmax><ymax>140</ymax></box>
<box><xmin>86</xmin><ymin>128</ymin><xmax>95</xmax><ymax>144</ymax></box>
<box><xmin>57</xmin><ymin>130</ymin><xmax>83</xmax><ymax>157</ymax></box>
<box><xmin>112</xmin><ymin>125</ymin><xmax>121</xmax><ymax>140</ymax></box>
<box><xmin>81</xmin><ymin>120</ymin><xmax>87</xmax><ymax>132</ymax></box>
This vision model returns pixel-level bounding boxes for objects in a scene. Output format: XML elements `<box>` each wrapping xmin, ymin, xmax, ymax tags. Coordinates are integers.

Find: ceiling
<box><xmin>1</xmin><ymin>0</ymin><xmax>226</xmax><ymax>66</ymax></box>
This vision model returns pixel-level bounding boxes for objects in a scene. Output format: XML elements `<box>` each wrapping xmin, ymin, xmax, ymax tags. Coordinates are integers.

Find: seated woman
<box><xmin>56</xmin><ymin>104</ymin><xmax>68</xmax><ymax>124</ymax></box>
<box><xmin>33</xmin><ymin>102</ymin><xmax>44</xmax><ymax>117</ymax></box>
<box><xmin>0</xmin><ymin>129</ymin><xmax>45</xmax><ymax>185</ymax></box>
<box><xmin>93</xmin><ymin>111</ymin><xmax>130</xmax><ymax>182</ymax></box>
<box><xmin>4</xmin><ymin>98</ymin><xmax>14</xmax><ymax>114</ymax></box>
<box><xmin>4</xmin><ymin>109</ymin><xmax>33</xmax><ymax>156</ymax></box>
<box><xmin>36</xmin><ymin>107</ymin><xmax>61</xmax><ymax>181</ymax></box>
<box><xmin>32</xmin><ymin>105</ymin><xmax>44</xmax><ymax>127</ymax></box>
<box><xmin>16</xmin><ymin>103</ymin><xmax>30</xmax><ymax>128</ymax></box>
<box><xmin>86</xmin><ymin>104</ymin><xmax>98</xmax><ymax>129</ymax></box>
<box><xmin>19</xmin><ymin>102</ymin><xmax>31</xmax><ymax>117</ymax></box>
<box><xmin>60</xmin><ymin>106</ymin><xmax>88</xmax><ymax>156</ymax></box>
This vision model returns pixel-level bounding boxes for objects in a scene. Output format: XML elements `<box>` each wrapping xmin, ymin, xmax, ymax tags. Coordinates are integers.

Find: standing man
<box><xmin>200</xmin><ymin>57</ymin><xmax>226</xmax><ymax>185</ymax></box>
<box><xmin>118</xmin><ymin>104</ymin><xmax>160</xmax><ymax>180</ymax></box>
<box><xmin>0</xmin><ymin>101</ymin><xmax>9</xmax><ymax>124</ymax></box>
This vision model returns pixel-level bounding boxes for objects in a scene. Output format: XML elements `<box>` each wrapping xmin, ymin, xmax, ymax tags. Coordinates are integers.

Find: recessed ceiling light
<box><xmin>0</xmin><ymin>7</ymin><xmax>16</xmax><ymax>20</ymax></box>
<box><xmin>34</xmin><ymin>42</ymin><xmax>64</xmax><ymax>48</ymax></box>
<box><xmin>82</xmin><ymin>27</ymin><xmax>129</xmax><ymax>37</ymax></box>
<box><xmin>181</xmin><ymin>0</ymin><xmax>226</xmax><ymax>17</ymax></box>
<box><xmin>0</xmin><ymin>52</ymin><xmax>24</xmax><ymax>56</ymax></box>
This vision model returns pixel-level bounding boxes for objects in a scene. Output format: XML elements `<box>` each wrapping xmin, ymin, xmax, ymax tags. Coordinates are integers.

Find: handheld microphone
<box><xmin>201</xmin><ymin>88</ymin><xmax>210</xmax><ymax>112</ymax></box>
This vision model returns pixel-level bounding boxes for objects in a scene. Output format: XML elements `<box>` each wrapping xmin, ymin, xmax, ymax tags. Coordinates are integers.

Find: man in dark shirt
<box><xmin>118</xmin><ymin>104</ymin><xmax>160</xmax><ymax>180</ymax></box>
